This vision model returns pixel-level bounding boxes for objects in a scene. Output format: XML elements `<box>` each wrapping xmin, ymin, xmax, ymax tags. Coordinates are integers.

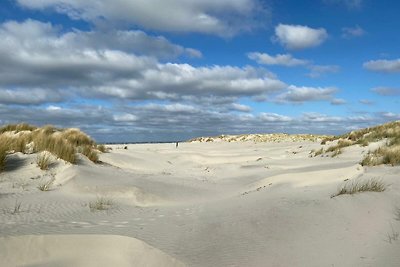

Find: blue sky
<box><xmin>0</xmin><ymin>0</ymin><xmax>399</xmax><ymax>142</ymax></box>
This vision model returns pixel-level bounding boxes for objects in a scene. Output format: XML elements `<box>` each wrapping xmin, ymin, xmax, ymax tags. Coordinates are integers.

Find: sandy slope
<box><xmin>1</xmin><ymin>141</ymin><xmax>400</xmax><ymax>266</ymax></box>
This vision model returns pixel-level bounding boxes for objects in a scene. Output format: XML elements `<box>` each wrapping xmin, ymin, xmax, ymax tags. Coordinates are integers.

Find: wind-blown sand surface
<box><xmin>1</xmin><ymin>140</ymin><xmax>400</xmax><ymax>266</ymax></box>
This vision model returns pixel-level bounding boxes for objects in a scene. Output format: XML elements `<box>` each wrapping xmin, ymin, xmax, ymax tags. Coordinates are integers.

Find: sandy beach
<box><xmin>1</xmin><ymin>136</ymin><xmax>400</xmax><ymax>266</ymax></box>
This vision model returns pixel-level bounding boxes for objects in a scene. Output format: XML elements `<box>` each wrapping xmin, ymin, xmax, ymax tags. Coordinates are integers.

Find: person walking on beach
<box><xmin>176</xmin><ymin>142</ymin><xmax>179</xmax><ymax>148</ymax></box>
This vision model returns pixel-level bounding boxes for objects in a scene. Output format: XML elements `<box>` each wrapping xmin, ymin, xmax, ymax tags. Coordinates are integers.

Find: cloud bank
<box><xmin>16</xmin><ymin>0</ymin><xmax>267</xmax><ymax>36</ymax></box>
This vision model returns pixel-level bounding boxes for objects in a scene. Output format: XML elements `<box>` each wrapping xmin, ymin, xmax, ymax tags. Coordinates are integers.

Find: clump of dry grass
<box><xmin>0</xmin><ymin>123</ymin><xmax>101</xmax><ymax>166</ymax></box>
<box><xmin>61</xmin><ymin>128</ymin><xmax>95</xmax><ymax>147</ymax></box>
<box><xmin>325</xmin><ymin>139</ymin><xmax>354</xmax><ymax>157</ymax></box>
<box><xmin>97</xmin><ymin>144</ymin><xmax>107</xmax><ymax>153</ymax></box>
<box><xmin>321</xmin><ymin>136</ymin><xmax>337</xmax><ymax>145</ymax></box>
<box><xmin>34</xmin><ymin>132</ymin><xmax>77</xmax><ymax>164</ymax></box>
<box><xmin>361</xmin><ymin>145</ymin><xmax>400</xmax><ymax>166</ymax></box>
<box><xmin>36</xmin><ymin>152</ymin><xmax>51</xmax><ymax>170</ymax></box>
<box><xmin>331</xmin><ymin>178</ymin><xmax>386</xmax><ymax>197</ymax></box>
<box><xmin>89</xmin><ymin>197</ymin><xmax>113</xmax><ymax>212</ymax></box>
<box><xmin>311</xmin><ymin>148</ymin><xmax>324</xmax><ymax>157</ymax></box>
<box><xmin>37</xmin><ymin>180</ymin><xmax>53</xmax><ymax>191</ymax></box>
<box><xmin>80</xmin><ymin>145</ymin><xmax>99</xmax><ymax>162</ymax></box>
<box><xmin>0</xmin><ymin>123</ymin><xmax>37</xmax><ymax>134</ymax></box>
<box><xmin>318</xmin><ymin>121</ymin><xmax>400</xmax><ymax>166</ymax></box>
<box><xmin>0</xmin><ymin>144</ymin><xmax>7</xmax><ymax>172</ymax></box>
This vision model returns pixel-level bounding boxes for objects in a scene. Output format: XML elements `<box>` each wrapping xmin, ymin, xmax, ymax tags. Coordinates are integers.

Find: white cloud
<box><xmin>231</xmin><ymin>103</ymin><xmax>252</xmax><ymax>112</ymax></box>
<box><xmin>359</xmin><ymin>99</ymin><xmax>374</xmax><ymax>105</ymax></box>
<box><xmin>1</xmin><ymin>19</ymin><xmax>200</xmax><ymax>60</ymax></box>
<box><xmin>273</xmin><ymin>24</ymin><xmax>328</xmax><ymax>50</ymax></box>
<box><xmin>301</xmin><ymin>112</ymin><xmax>343</xmax><ymax>123</ymax></box>
<box><xmin>363</xmin><ymin>59</ymin><xmax>400</xmax><ymax>73</ymax></box>
<box><xmin>0</xmin><ymin>88</ymin><xmax>65</xmax><ymax>105</ymax></box>
<box><xmin>46</xmin><ymin>105</ymin><xmax>62</xmax><ymax>111</ymax></box>
<box><xmin>379</xmin><ymin>112</ymin><xmax>400</xmax><ymax>120</ymax></box>
<box><xmin>371</xmin><ymin>87</ymin><xmax>400</xmax><ymax>96</ymax></box>
<box><xmin>277</xmin><ymin>86</ymin><xmax>337</xmax><ymax>103</ymax></box>
<box><xmin>330</xmin><ymin>98</ymin><xmax>347</xmax><ymax>105</ymax></box>
<box><xmin>247</xmin><ymin>52</ymin><xmax>308</xmax><ymax>66</ymax></box>
<box><xmin>341</xmin><ymin>25</ymin><xmax>365</xmax><ymax>38</ymax></box>
<box><xmin>307</xmin><ymin>65</ymin><xmax>340</xmax><ymax>78</ymax></box>
<box><xmin>259</xmin><ymin>113</ymin><xmax>292</xmax><ymax>122</ymax></box>
<box><xmin>0</xmin><ymin>20</ymin><xmax>286</xmax><ymax>104</ymax></box>
<box><xmin>113</xmin><ymin>113</ymin><xmax>138</xmax><ymax>122</ymax></box>
<box><xmin>16</xmin><ymin>0</ymin><xmax>267</xmax><ymax>36</ymax></box>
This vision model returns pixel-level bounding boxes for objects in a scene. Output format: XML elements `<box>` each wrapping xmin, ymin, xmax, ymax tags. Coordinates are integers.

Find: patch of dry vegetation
<box><xmin>190</xmin><ymin>133</ymin><xmax>332</xmax><ymax>143</ymax></box>
<box><xmin>89</xmin><ymin>197</ymin><xmax>113</xmax><ymax>212</ymax></box>
<box><xmin>0</xmin><ymin>143</ymin><xmax>7</xmax><ymax>171</ymax></box>
<box><xmin>325</xmin><ymin>139</ymin><xmax>354</xmax><ymax>157</ymax></box>
<box><xmin>97</xmin><ymin>144</ymin><xmax>107</xmax><ymax>153</ymax></box>
<box><xmin>0</xmin><ymin>123</ymin><xmax>101</xmax><ymax>170</ymax></box>
<box><xmin>36</xmin><ymin>152</ymin><xmax>51</xmax><ymax>170</ymax></box>
<box><xmin>79</xmin><ymin>145</ymin><xmax>99</xmax><ymax>162</ymax></box>
<box><xmin>34</xmin><ymin>131</ymin><xmax>77</xmax><ymax>163</ymax></box>
<box><xmin>318</xmin><ymin>121</ymin><xmax>400</xmax><ymax>165</ymax></box>
<box><xmin>331</xmin><ymin>178</ymin><xmax>386</xmax><ymax>197</ymax></box>
<box><xmin>0</xmin><ymin>123</ymin><xmax>37</xmax><ymax>134</ymax></box>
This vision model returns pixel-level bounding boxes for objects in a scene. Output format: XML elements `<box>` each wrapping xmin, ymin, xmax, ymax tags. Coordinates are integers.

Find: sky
<box><xmin>0</xmin><ymin>0</ymin><xmax>399</xmax><ymax>142</ymax></box>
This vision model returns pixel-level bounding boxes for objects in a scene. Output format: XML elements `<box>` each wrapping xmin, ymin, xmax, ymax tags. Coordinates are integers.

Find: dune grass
<box><xmin>36</xmin><ymin>152</ymin><xmax>51</xmax><ymax>170</ymax></box>
<box><xmin>331</xmin><ymin>178</ymin><xmax>386</xmax><ymax>198</ymax></box>
<box><xmin>361</xmin><ymin>135</ymin><xmax>400</xmax><ymax>166</ymax></box>
<box><xmin>89</xmin><ymin>197</ymin><xmax>113</xmax><ymax>212</ymax></box>
<box><xmin>37</xmin><ymin>180</ymin><xmax>53</xmax><ymax>191</ymax></box>
<box><xmin>0</xmin><ymin>144</ymin><xmax>7</xmax><ymax>172</ymax></box>
<box><xmin>0</xmin><ymin>123</ymin><xmax>101</xmax><ymax>169</ymax></box>
<box><xmin>34</xmin><ymin>131</ymin><xmax>77</xmax><ymax>164</ymax></box>
<box><xmin>80</xmin><ymin>146</ymin><xmax>99</xmax><ymax>162</ymax></box>
<box><xmin>97</xmin><ymin>144</ymin><xmax>107</xmax><ymax>153</ymax></box>
<box><xmin>318</xmin><ymin>121</ymin><xmax>400</xmax><ymax>165</ymax></box>
<box><xmin>0</xmin><ymin>123</ymin><xmax>37</xmax><ymax>134</ymax></box>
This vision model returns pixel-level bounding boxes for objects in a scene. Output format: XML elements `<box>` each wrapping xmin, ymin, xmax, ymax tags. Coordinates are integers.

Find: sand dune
<box><xmin>0</xmin><ymin>235</ymin><xmax>185</xmax><ymax>267</ymax></box>
<box><xmin>1</xmin><ymin>137</ymin><xmax>400</xmax><ymax>266</ymax></box>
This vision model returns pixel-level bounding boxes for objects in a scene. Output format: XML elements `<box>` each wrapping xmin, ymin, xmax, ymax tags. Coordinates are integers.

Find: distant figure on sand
<box><xmin>176</xmin><ymin>142</ymin><xmax>179</xmax><ymax>148</ymax></box>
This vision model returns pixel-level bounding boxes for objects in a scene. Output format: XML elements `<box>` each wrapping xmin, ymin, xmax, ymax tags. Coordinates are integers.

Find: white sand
<box><xmin>1</xmin><ymin>141</ymin><xmax>400</xmax><ymax>266</ymax></box>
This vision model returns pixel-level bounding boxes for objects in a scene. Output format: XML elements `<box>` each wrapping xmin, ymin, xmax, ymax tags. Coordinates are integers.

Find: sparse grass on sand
<box><xmin>331</xmin><ymin>178</ymin><xmax>386</xmax><ymax>198</ymax></box>
<box><xmin>318</xmin><ymin>121</ymin><xmax>400</xmax><ymax>165</ymax></box>
<box><xmin>361</xmin><ymin>139</ymin><xmax>400</xmax><ymax>166</ymax></box>
<box><xmin>36</xmin><ymin>152</ymin><xmax>51</xmax><ymax>170</ymax></box>
<box><xmin>89</xmin><ymin>197</ymin><xmax>113</xmax><ymax>212</ymax></box>
<box><xmin>37</xmin><ymin>180</ymin><xmax>53</xmax><ymax>191</ymax></box>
